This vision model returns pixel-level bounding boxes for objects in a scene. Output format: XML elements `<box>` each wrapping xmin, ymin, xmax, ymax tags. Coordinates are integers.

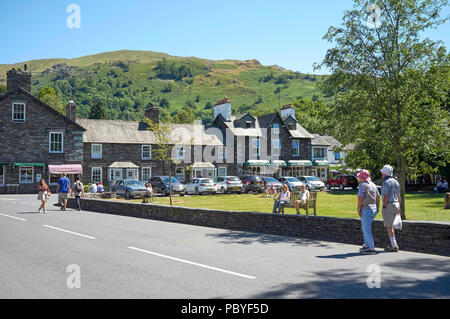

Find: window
<box><xmin>109</xmin><ymin>168</ymin><xmax>122</xmax><ymax>182</ymax></box>
<box><xmin>218</xmin><ymin>146</ymin><xmax>226</xmax><ymax>161</ymax></box>
<box><xmin>272</xmin><ymin>139</ymin><xmax>281</xmax><ymax>156</ymax></box>
<box><xmin>19</xmin><ymin>166</ymin><xmax>33</xmax><ymax>184</ymax></box>
<box><xmin>126</xmin><ymin>168</ymin><xmax>139</xmax><ymax>180</ymax></box>
<box><xmin>175</xmin><ymin>147</ymin><xmax>185</xmax><ymax>160</ymax></box>
<box><xmin>91</xmin><ymin>167</ymin><xmax>102</xmax><ymax>183</ymax></box>
<box><xmin>142</xmin><ymin>145</ymin><xmax>152</xmax><ymax>160</ymax></box>
<box><xmin>49</xmin><ymin>174</ymin><xmax>60</xmax><ymax>185</ymax></box>
<box><xmin>288</xmin><ymin>123</ymin><xmax>295</xmax><ymax>130</ymax></box>
<box><xmin>49</xmin><ymin>132</ymin><xmax>64</xmax><ymax>153</ymax></box>
<box><xmin>12</xmin><ymin>103</ymin><xmax>25</xmax><ymax>123</ymax></box>
<box><xmin>273</xmin><ymin>124</ymin><xmax>280</xmax><ymax>135</ymax></box>
<box><xmin>91</xmin><ymin>144</ymin><xmax>102</xmax><ymax>159</ymax></box>
<box><xmin>292</xmin><ymin>140</ymin><xmax>300</xmax><ymax>157</ymax></box>
<box><xmin>142</xmin><ymin>167</ymin><xmax>152</xmax><ymax>182</ymax></box>
<box><xmin>252</xmin><ymin>139</ymin><xmax>260</xmax><ymax>156</ymax></box>
<box><xmin>335</xmin><ymin>152</ymin><xmax>340</xmax><ymax>160</ymax></box>
<box><xmin>218</xmin><ymin>167</ymin><xmax>227</xmax><ymax>177</ymax></box>
<box><xmin>313</xmin><ymin>148</ymin><xmax>326</xmax><ymax>159</ymax></box>
<box><xmin>0</xmin><ymin>165</ymin><xmax>5</xmax><ymax>186</ymax></box>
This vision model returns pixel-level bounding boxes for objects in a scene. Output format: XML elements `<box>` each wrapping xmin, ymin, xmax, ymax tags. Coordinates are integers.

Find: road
<box><xmin>0</xmin><ymin>194</ymin><xmax>449</xmax><ymax>299</ymax></box>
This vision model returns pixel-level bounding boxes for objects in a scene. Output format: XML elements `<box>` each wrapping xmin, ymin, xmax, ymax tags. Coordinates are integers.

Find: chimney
<box><xmin>280</xmin><ymin>103</ymin><xmax>296</xmax><ymax>120</ymax></box>
<box><xmin>66</xmin><ymin>98</ymin><xmax>77</xmax><ymax>121</ymax></box>
<box><xmin>213</xmin><ymin>97</ymin><xmax>232</xmax><ymax>121</ymax></box>
<box><xmin>6</xmin><ymin>67</ymin><xmax>32</xmax><ymax>93</ymax></box>
<box><xmin>145</xmin><ymin>102</ymin><xmax>159</xmax><ymax>124</ymax></box>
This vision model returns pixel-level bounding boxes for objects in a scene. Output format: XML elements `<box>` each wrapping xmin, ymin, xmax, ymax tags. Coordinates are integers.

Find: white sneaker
<box><xmin>38</xmin><ymin>208</ymin><xmax>42</xmax><ymax>213</ymax></box>
<box><xmin>44</xmin><ymin>210</ymin><xmax>48</xmax><ymax>214</ymax></box>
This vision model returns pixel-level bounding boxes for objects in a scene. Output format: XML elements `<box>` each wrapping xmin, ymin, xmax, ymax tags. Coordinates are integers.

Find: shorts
<box><xmin>58</xmin><ymin>193</ymin><xmax>69</xmax><ymax>202</ymax></box>
<box><xmin>38</xmin><ymin>191</ymin><xmax>49</xmax><ymax>201</ymax></box>
<box><xmin>382</xmin><ymin>202</ymin><xmax>400</xmax><ymax>227</ymax></box>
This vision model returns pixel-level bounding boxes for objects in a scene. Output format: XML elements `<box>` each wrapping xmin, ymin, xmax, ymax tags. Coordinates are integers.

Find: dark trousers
<box><xmin>75</xmin><ymin>195</ymin><xmax>81</xmax><ymax>211</ymax></box>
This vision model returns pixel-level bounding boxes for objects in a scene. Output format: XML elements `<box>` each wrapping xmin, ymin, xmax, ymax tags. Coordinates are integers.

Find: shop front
<box><xmin>48</xmin><ymin>164</ymin><xmax>83</xmax><ymax>186</ymax></box>
<box><xmin>242</xmin><ymin>160</ymin><xmax>270</xmax><ymax>176</ymax></box>
<box><xmin>285</xmin><ymin>160</ymin><xmax>313</xmax><ymax>177</ymax></box>
<box><xmin>313</xmin><ymin>160</ymin><xmax>330</xmax><ymax>181</ymax></box>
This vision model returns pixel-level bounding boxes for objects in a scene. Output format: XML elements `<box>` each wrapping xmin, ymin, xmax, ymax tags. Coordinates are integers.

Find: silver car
<box><xmin>185</xmin><ymin>178</ymin><xmax>218</xmax><ymax>195</ymax></box>
<box><xmin>215</xmin><ymin>176</ymin><xmax>244</xmax><ymax>194</ymax></box>
<box><xmin>278</xmin><ymin>176</ymin><xmax>304</xmax><ymax>192</ymax></box>
<box><xmin>297</xmin><ymin>176</ymin><xmax>326</xmax><ymax>191</ymax></box>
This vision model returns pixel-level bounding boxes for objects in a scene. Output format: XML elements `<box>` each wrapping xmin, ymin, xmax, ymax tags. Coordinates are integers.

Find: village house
<box><xmin>0</xmin><ymin>68</ymin><xmax>86</xmax><ymax>194</ymax></box>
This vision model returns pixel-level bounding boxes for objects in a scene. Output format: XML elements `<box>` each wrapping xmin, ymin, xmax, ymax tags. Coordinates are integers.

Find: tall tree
<box><xmin>39</xmin><ymin>86</ymin><xmax>65</xmax><ymax>114</ymax></box>
<box><xmin>89</xmin><ymin>98</ymin><xmax>108</xmax><ymax>119</ymax></box>
<box><xmin>318</xmin><ymin>0</ymin><xmax>450</xmax><ymax>219</ymax></box>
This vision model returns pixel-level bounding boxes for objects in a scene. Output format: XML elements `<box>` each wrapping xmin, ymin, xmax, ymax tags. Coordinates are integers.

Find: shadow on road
<box><xmin>249</xmin><ymin>257</ymin><xmax>450</xmax><ymax>299</ymax></box>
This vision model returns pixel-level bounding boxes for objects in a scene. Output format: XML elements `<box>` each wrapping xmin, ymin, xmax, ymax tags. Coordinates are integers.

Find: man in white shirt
<box><xmin>90</xmin><ymin>183</ymin><xmax>98</xmax><ymax>193</ymax></box>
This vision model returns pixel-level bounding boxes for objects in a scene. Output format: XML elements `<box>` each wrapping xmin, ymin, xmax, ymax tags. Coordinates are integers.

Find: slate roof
<box><xmin>77</xmin><ymin>119</ymin><xmax>223</xmax><ymax>146</ymax></box>
<box><xmin>311</xmin><ymin>134</ymin><xmax>331</xmax><ymax>146</ymax></box>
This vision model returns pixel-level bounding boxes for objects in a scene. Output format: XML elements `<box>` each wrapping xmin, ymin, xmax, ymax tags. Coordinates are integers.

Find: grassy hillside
<box><xmin>0</xmin><ymin>50</ymin><xmax>324</xmax><ymax>123</ymax></box>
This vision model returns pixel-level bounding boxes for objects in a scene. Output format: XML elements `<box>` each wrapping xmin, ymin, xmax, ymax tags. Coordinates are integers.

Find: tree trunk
<box><xmin>169</xmin><ymin>169</ymin><xmax>173</xmax><ymax>206</ymax></box>
<box><xmin>398</xmin><ymin>157</ymin><xmax>407</xmax><ymax>220</ymax></box>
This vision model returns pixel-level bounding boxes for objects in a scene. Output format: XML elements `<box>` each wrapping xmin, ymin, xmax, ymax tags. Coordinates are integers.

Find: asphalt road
<box><xmin>0</xmin><ymin>194</ymin><xmax>449</xmax><ymax>299</ymax></box>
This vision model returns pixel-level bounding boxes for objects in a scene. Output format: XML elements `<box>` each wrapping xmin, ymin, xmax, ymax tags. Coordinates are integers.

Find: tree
<box><xmin>39</xmin><ymin>86</ymin><xmax>65</xmax><ymax>114</ymax></box>
<box><xmin>89</xmin><ymin>98</ymin><xmax>108</xmax><ymax>119</ymax></box>
<box><xmin>292</xmin><ymin>97</ymin><xmax>333</xmax><ymax>135</ymax></box>
<box><xmin>159</xmin><ymin>98</ymin><xmax>170</xmax><ymax>108</ymax></box>
<box><xmin>317</xmin><ymin>0</ymin><xmax>450</xmax><ymax>219</ymax></box>
<box><xmin>0</xmin><ymin>84</ymin><xmax>7</xmax><ymax>94</ymax></box>
<box><xmin>172</xmin><ymin>107</ymin><xmax>195</xmax><ymax>124</ymax></box>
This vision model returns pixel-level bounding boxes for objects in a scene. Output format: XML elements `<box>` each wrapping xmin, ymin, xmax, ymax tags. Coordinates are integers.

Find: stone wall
<box><xmin>67</xmin><ymin>198</ymin><xmax>450</xmax><ymax>256</ymax></box>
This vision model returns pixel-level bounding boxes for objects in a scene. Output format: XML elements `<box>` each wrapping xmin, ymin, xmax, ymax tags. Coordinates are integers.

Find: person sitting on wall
<box><xmin>97</xmin><ymin>182</ymin><xmax>104</xmax><ymax>193</ymax></box>
<box><xmin>90</xmin><ymin>182</ymin><xmax>98</xmax><ymax>193</ymax></box>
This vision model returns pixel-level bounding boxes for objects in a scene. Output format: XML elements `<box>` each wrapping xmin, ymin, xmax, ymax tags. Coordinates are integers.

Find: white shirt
<box><xmin>90</xmin><ymin>184</ymin><xmax>98</xmax><ymax>193</ymax></box>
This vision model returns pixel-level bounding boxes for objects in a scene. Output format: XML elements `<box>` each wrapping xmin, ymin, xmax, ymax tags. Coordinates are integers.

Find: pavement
<box><xmin>0</xmin><ymin>194</ymin><xmax>449</xmax><ymax>299</ymax></box>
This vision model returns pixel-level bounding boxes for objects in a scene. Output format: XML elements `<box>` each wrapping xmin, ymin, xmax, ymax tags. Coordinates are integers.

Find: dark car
<box><xmin>261</xmin><ymin>177</ymin><xmax>283</xmax><ymax>192</ymax></box>
<box><xmin>111</xmin><ymin>179</ymin><xmax>147</xmax><ymax>199</ymax></box>
<box><xmin>326</xmin><ymin>174</ymin><xmax>358</xmax><ymax>190</ymax></box>
<box><xmin>240</xmin><ymin>175</ymin><xmax>264</xmax><ymax>193</ymax></box>
<box><xmin>150</xmin><ymin>176</ymin><xmax>186</xmax><ymax>197</ymax></box>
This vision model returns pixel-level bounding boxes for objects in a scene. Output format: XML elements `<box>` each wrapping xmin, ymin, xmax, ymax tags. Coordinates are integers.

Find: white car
<box><xmin>185</xmin><ymin>178</ymin><xmax>218</xmax><ymax>195</ymax></box>
<box><xmin>297</xmin><ymin>176</ymin><xmax>326</xmax><ymax>191</ymax></box>
<box><xmin>278</xmin><ymin>176</ymin><xmax>304</xmax><ymax>192</ymax></box>
<box><xmin>215</xmin><ymin>176</ymin><xmax>244</xmax><ymax>194</ymax></box>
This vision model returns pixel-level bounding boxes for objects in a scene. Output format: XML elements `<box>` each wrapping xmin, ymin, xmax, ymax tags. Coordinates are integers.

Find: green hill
<box><xmin>0</xmin><ymin>50</ymin><xmax>324</xmax><ymax>123</ymax></box>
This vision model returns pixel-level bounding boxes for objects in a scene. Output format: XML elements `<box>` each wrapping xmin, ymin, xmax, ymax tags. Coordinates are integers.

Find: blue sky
<box><xmin>1</xmin><ymin>0</ymin><xmax>449</xmax><ymax>74</ymax></box>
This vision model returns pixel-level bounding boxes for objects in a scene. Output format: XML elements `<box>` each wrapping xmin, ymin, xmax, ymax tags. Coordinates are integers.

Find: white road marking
<box><xmin>128</xmin><ymin>246</ymin><xmax>256</xmax><ymax>280</ymax></box>
<box><xmin>43</xmin><ymin>225</ymin><xmax>96</xmax><ymax>239</ymax></box>
<box><xmin>0</xmin><ymin>213</ymin><xmax>27</xmax><ymax>221</ymax></box>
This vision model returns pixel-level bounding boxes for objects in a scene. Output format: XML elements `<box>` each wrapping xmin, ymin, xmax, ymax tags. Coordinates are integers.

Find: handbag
<box><xmin>393</xmin><ymin>214</ymin><xmax>402</xmax><ymax>230</ymax></box>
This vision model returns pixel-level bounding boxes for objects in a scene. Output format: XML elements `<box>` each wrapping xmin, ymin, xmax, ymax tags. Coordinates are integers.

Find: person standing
<box><xmin>272</xmin><ymin>184</ymin><xmax>290</xmax><ymax>214</ymax></box>
<box><xmin>71</xmin><ymin>176</ymin><xmax>85</xmax><ymax>211</ymax></box>
<box><xmin>381</xmin><ymin>165</ymin><xmax>401</xmax><ymax>252</ymax></box>
<box><xmin>37</xmin><ymin>179</ymin><xmax>51</xmax><ymax>214</ymax></box>
<box><xmin>357</xmin><ymin>170</ymin><xmax>380</xmax><ymax>255</ymax></box>
<box><xmin>56</xmin><ymin>173</ymin><xmax>71</xmax><ymax>211</ymax></box>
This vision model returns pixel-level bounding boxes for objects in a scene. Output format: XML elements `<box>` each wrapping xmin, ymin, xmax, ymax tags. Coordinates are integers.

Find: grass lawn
<box><xmin>117</xmin><ymin>191</ymin><xmax>450</xmax><ymax>222</ymax></box>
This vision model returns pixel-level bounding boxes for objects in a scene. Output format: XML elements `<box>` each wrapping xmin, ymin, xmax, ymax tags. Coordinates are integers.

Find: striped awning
<box><xmin>244</xmin><ymin>160</ymin><xmax>270</xmax><ymax>167</ymax></box>
<box><xmin>270</xmin><ymin>160</ymin><xmax>287</xmax><ymax>167</ymax></box>
<box><xmin>313</xmin><ymin>160</ymin><xmax>330</xmax><ymax>167</ymax></box>
<box><xmin>13</xmin><ymin>163</ymin><xmax>45</xmax><ymax>167</ymax></box>
<box><xmin>287</xmin><ymin>160</ymin><xmax>313</xmax><ymax>167</ymax></box>
<box><xmin>48</xmin><ymin>164</ymin><xmax>82</xmax><ymax>174</ymax></box>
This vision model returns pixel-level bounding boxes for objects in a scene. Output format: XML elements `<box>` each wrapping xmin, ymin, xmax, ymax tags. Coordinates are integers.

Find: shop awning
<box><xmin>244</xmin><ymin>160</ymin><xmax>270</xmax><ymax>167</ymax></box>
<box><xmin>13</xmin><ymin>163</ymin><xmax>45</xmax><ymax>167</ymax></box>
<box><xmin>109</xmin><ymin>162</ymin><xmax>139</xmax><ymax>168</ymax></box>
<box><xmin>192</xmin><ymin>162</ymin><xmax>215</xmax><ymax>168</ymax></box>
<box><xmin>287</xmin><ymin>160</ymin><xmax>313</xmax><ymax>167</ymax></box>
<box><xmin>48</xmin><ymin>164</ymin><xmax>82</xmax><ymax>174</ymax></box>
<box><xmin>270</xmin><ymin>160</ymin><xmax>287</xmax><ymax>167</ymax></box>
<box><xmin>313</xmin><ymin>160</ymin><xmax>330</xmax><ymax>167</ymax></box>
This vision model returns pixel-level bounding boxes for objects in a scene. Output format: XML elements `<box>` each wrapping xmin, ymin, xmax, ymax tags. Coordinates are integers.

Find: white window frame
<box><xmin>218</xmin><ymin>167</ymin><xmax>227</xmax><ymax>177</ymax></box>
<box><xmin>142</xmin><ymin>167</ymin><xmax>152</xmax><ymax>182</ymax></box>
<box><xmin>49</xmin><ymin>132</ymin><xmax>64</xmax><ymax>154</ymax></box>
<box><xmin>272</xmin><ymin>139</ymin><xmax>281</xmax><ymax>156</ymax></box>
<box><xmin>175</xmin><ymin>146</ymin><xmax>185</xmax><ymax>160</ymax></box>
<box><xmin>108</xmin><ymin>168</ymin><xmax>123</xmax><ymax>182</ymax></box>
<box><xmin>313</xmin><ymin>147</ymin><xmax>326</xmax><ymax>159</ymax></box>
<box><xmin>142</xmin><ymin>145</ymin><xmax>152</xmax><ymax>160</ymax></box>
<box><xmin>91</xmin><ymin>167</ymin><xmax>102</xmax><ymax>183</ymax></box>
<box><xmin>273</xmin><ymin>124</ymin><xmax>280</xmax><ymax>135</ymax></box>
<box><xmin>0</xmin><ymin>165</ymin><xmax>5</xmax><ymax>186</ymax></box>
<box><xmin>126</xmin><ymin>168</ymin><xmax>139</xmax><ymax>180</ymax></box>
<box><xmin>12</xmin><ymin>103</ymin><xmax>26</xmax><ymax>123</ymax></box>
<box><xmin>292</xmin><ymin>140</ymin><xmax>300</xmax><ymax>157</ymax></box>
<box><xmin>252</xmin><ymin>139</ymin><xmax>260</xmax><ymax>156</ymax></box>
<box><xmin>91</xmin><ymin>144</ymin><xmax>102</xmax><ymax>159</ymax></box>
<box><xmin>218</xmin><ymin>146</ymin><xmax>226</xmax><ymax>161</ymax></box>
<box><xmin>19</xmin><ymin>166</ymin><xmax>34</xmax><ymax>184</ymax></box>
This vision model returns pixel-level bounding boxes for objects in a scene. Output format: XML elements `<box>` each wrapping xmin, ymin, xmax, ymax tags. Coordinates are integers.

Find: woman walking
<box><xmin>37</xmin><ymin>179</ymin><xmax>51</xmax><ymax>214</ymax></box>
<box><xmin>357</xmin><ymin>170</ymin><xmax>380</xmax><ymax>255</ymax></box>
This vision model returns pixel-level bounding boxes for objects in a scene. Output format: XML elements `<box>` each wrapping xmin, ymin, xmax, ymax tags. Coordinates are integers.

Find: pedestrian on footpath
<box><xmin>37</xmin><ymin>178</ymin><xmax>51</xmax><ymax>214</ymax></box>
<box><xmin>356</xmin><ymin>170</ymin><xmax>380</xmax><ymax>255</ymax></box>
<box><xmin>71</xmin><ymin>176</ymin><xmax>85</xmax><ymax>211</ymax></box>
<box><xmin>381</xmin><ymin>165</ymin><xmax>401</xmax><ymax>252</ymax></box>
<box><xmin>56</xmin><ymin>173</ymin><xmax>71</xmax><ymax>211</ymax></box>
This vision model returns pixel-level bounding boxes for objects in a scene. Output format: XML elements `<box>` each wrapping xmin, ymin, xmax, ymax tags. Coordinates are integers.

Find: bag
<box><xmin>361</xmin><ymin>182</ymin><xmax>376</xmax><ymax>206</ymax></box>
<box><xmin>393</xmin><ymin>214</ymin><xmax>402</xmax><ymax>230</ymax></box>
<box><xmin>74</xmin><ymin>182</ymin><xmax>82</xmax><ymax>193</ymax></box>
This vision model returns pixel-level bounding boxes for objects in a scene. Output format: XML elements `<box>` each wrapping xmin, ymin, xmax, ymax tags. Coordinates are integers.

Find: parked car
<box><xmin>215</xmin><ymin>176</ymin><xmax>244</xmax><ymax>194</ymax></box>
<box><xmin>297</xmin><ymin>176</ymin><xmax>326</xmax><ymax>191</ymax></box>
<box><xmin>326</xmin><ymin>174</ymin><xmax>358</xmax><ymax>190</ymax></box>
<box><xmin>185</xmin><ymin>178</ymin><xmax>217</xmax><ymax>195</ymax></box>
<box><xmin>278</xmin><ymin>176</ymin><xmax>304</xmax><ymax>192</ymax></box>
<box><xmin>150</xmin><ymin>176</ymin><xmax>186</xmax><ymax>196</ymax></box>
<box><xmin>261</xmin><ymin>177</ymin><xmax>283</xmax><ymax>192</ymax></box>
<box><xmin>240</xmin><ymin>175</ymin><xmax>264</xmax><ymax>193</ymax></box>
<box><xmin>111</xmin><ymin>179</ymin><xmax>147</xmax><ymax>199</ymax></box>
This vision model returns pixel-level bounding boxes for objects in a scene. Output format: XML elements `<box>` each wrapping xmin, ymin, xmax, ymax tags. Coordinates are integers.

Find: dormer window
<box><xmin>288</xmin><ymin>123</ymin><xmax>295</xmax><ymax>130</ymax></box>
<box><xmin>12</xmin><ymin>103</ymin><xmax>26</xmax><ymax>123</ymax></box>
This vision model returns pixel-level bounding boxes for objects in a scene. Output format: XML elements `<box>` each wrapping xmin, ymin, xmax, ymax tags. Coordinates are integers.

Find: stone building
<box><xmin>0</xmin><ymin>68</ymin><xmax>86</xmax><ymax>194</ymax></box>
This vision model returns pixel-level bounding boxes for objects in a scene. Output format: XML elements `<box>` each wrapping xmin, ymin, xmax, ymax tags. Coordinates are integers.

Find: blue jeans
<box><xmin>361</xmin><ymin>206</ymin><xmax>378</xmax><ymax>249</ymax></box>
<box><xmin>273</xmin><ymin>200</ymin><xmax>289</xmax><ymax>214</ymax></box>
